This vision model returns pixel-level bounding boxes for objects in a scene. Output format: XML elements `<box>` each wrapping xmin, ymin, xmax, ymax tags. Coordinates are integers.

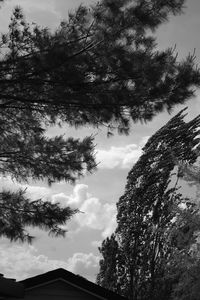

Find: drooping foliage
<box><xmin>0</xmin><ymin>1</ymin><xmax>200</xmax><ymax>134</ymax></box>
<box><xmin>0</xmin><ymin>107</ymin><xmax>95</xmax><ymax>241</ymax></box>
<box><xmin>0</xmin><ymin>189</ymin><xmax>77</xmax><ymax>242</ymax></box>
<box><xmin>97</xmin><ymin>109</ymin><xmax>200</xmax><ymax>300</ymax></box>
<box><xmin>0</xmin><ymin>109</ymin><xmax>96</xmax><ymax>184</ymax></box>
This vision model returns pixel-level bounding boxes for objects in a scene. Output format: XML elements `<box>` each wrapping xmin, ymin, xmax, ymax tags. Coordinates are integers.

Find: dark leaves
<box><xmin>97</xmin><ymin>109</ymin><xmax>200</xmax><ymax>299</ymax></box>
<box><xmin>0</xmin><ymin>189</ymin><xmax>77</xmax><ymax>242</ymax></box>
<box><xmin>0</xmin><ymin>1</ymin><xmax>199</xmax><ymax>133</ymax></box>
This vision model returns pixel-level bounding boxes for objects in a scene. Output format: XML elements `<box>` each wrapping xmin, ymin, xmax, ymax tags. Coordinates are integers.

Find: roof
<box><xmin>19</xmin><ymin>268</ymin><xmax>127</xmax><ymax>300</ymax></box>
<box><xmin>0</xmin><ymin>276</ymin><xmax>24</xmax><ymax>298</ymax></box>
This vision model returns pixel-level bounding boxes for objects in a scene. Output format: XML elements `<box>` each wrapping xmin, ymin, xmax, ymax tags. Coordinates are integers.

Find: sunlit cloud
<box><xmin>91</xmin><ymin>240</ymin><xmax>102</xmax><ymax>248</ymax></box>
<box><xmin>0</xmin><ymin>243</ymin><xmax>99</xmax><ymax>282</ymax></box>
<box><xmin>0</xmin><ymin>178</ymin><xmax>117</xmax><ymax>239</ymax></box>
<box><xmin>0</xmin><ymin>243</ymin><xmax>68</xmax><ymax>280</ymax></box>
<box><xmin>96</xmin><ymin>137</ymin><xmax>149</xmax><ymax>169</ymax></box>
<box><xmin>51</xmin><ymin>184</ymin><xmax>89</xmax><ymax>208</ymax></box>
<box><xmin>67</xmin><ymin>252</ymin><xmax>99</xmax><ymax>282</ymax></box>
<box><xmin>52</xmin><ymin>184</ymin><xmax>117</xmax><ymax>238</ymax></box>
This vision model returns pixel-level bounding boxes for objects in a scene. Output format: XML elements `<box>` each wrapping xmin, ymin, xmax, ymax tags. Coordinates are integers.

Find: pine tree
<box><xmin>0</xmin><ymin>111</ymin><xmax>96</xmax><ymax>184</ymax></box>
<box><xmin>97</xmin><ymin>109</ymin><xmax>200</xmax><ymax>300</ymax></box>
<box><xmin>1</xmin><ymin>1</ymin><xmax>200</xmax><ymax>133</ymax></box>
<box><xmin>0</xmin><ymin>110</ymin><xmax>96</xmax><ymax>241</ymax></box>
<box><xmin>0</xmin><ymin>189</ymin><xmax>77</xmax><ymax>242</ymax></box>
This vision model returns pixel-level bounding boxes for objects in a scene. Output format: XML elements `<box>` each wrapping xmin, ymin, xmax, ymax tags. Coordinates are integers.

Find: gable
<box><xmin>20</xmin><ymin>268</ymin><xmax>127</xmax><ymax>300</ymax></box>
<box><xmin>24</xmin><ymin>279</ymin><xmax>105</xmax><ymax>300</ymax></box>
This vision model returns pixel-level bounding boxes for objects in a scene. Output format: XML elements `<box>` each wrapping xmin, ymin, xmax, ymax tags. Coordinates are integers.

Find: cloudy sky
<box><xmin>0</xmin><ymin>0</ymin><xmax>200</xmax><ymax>282</ymax></box>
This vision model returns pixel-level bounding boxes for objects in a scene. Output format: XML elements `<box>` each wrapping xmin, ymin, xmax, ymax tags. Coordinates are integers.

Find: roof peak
<box><xmin>19</xmin><ymin>268</ymin><xmax>127</xmax><ymax>300</ymax></box>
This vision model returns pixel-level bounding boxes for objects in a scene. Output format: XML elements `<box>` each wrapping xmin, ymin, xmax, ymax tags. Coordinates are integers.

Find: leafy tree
<box><xmin>96</xmin><ymin>234</ymin><xmax>121</xmax><ymax>293</ymax></box>
<box><xmin>167</xmin><ymin>134</ymin><xmax>200</xmax><ymax>300</ymax></box>
<box><xmin>171</xmin><ymin>257</ymin><xmax>200</xmax><ymax>300</ymax></box>
<box><xmin>96</xmin><ymin>108</ymin><xmax>200</xmax><ymax>300</ymax></box>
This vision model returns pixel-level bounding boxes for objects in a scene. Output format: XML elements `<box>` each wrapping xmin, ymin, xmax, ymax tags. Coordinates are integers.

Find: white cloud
<box><xmin>96</xmin><ymin>137</ymin><xmax>149</xmax><ymax>169</ymax></box>
<box><xmin>52</xmin><ymin>184</ymin><xmax>117</xmax><ymax>238</ymax></box>
<box><xmin>76</xmin><ymin>198</ymin><xmax>116</xmax><ymax>233</ymax></box>
<box><xmin>67</xmin><ymin>252</ymin><xmax>99</xmax><ymax>282</ymax></box>
<box><xmin>0</xmin><ymin>243</ymin><xmax>69</xmax><ymax>280</ymax></box>
<box><xmin>51</xmin><ymin>184</ymin><xmax>89</xmax><ymax>208</ymax></box>
<box><xmin>91</xmin><ymin>240</ymin><xmax>101</xmax><ymax>248</ymax></box>
<box><xmin>139</xmin><ymin>136</ymin><xmax>150</xmax><ymax>147</ymax></box>
<box><xmin>24</xmin><ymin>186</ymin><xmax>51</xmax><ymax>201</ymax></box>
<box><xmin>0</xmin><ymin>243</ymin><xmax>99</xmax><ymax>282</ymax></box>
<box><xmin>0</xmin><ymin>178</ymin><xmax>117</xmax><ymax>240</ymax></box>
<box><xmin>69</xmin><ymin>185</ymin><xmax>117</xmax><ymax>238</ymax></box>
<box><xmin>0</xmin><ymin>179</ymin><xmax>116</xmax><ymax>239</ymax></box>
<box><xmin>0</xmin><ymin>182</ymin><xmax>104</xmax><ymax>282</ymax></box>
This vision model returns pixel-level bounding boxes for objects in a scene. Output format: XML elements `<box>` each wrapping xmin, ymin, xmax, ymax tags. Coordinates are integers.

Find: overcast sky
<box><xmin>0</xmin><ymin>0</ymin><xmax>200</xmax><ymax>282</ymax></box>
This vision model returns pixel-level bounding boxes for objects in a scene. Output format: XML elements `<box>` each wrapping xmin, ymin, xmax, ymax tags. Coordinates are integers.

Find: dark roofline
<box><xmin>0</xmin><ymin>277</ymin><xmax>24</xmax><ymax>298</ymax></box>
<box><xmin>19</xmin><ymin>268</ymin><xmax>127</xmax><ymax>300</ymax></box>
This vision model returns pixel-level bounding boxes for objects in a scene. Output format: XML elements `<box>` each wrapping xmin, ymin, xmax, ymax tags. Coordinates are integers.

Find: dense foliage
<box><xmin>1</xmin><ymin>1</ymin><xmax>200</xmax><ymax>134</ymax></box>
<box><xmin>97</xmin><ymin>109</ymin><xmax>200</xmax><ymax>300</ymax></box>
<box><xmin>0</xmin><ymin>107</ymin><xmax>95</xmax><ymax>241</ymax></box>
<box><xmin>0</xmin><ymin>110</ymin><xmax>96</xmax><ymax>184</ymax></box>
<box><xmin>0</xmin><ymin>189</ymin><xmax>77</xmax><ymax>242</ymax></box>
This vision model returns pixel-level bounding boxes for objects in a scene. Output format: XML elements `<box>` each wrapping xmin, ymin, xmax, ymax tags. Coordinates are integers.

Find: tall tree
<box><xmin>97</xmin><ymin>109</ymin><xmax>200</xmax><ymax>300</ymax></box>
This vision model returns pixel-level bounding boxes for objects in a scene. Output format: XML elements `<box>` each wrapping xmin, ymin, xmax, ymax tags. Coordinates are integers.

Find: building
<box><xmin>0</xmin><ymin>268</ymin><xmax>127</xmax><ymax>300</ymax></box>
<box><xmin>0</xmin><ymin>274</ymin><xmax>24</xmax><ymax>299</ymax></box>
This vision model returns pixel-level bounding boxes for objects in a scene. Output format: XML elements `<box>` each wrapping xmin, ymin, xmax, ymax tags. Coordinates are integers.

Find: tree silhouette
<box><xmin>97</xmin><ymin>109</ymin><xmax>200</xmax><ymax>300</ymax></box>
<box><xmin>1</xmin><ymin>1</ymin><xmax>200</xmax><ymax>133</ymax></box>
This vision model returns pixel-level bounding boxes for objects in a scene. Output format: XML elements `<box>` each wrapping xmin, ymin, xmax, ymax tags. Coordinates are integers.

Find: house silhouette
<box><xmin>0</xmin><ymin>268</ymin><xmax>127</xmax><ymax>300</ymax></box>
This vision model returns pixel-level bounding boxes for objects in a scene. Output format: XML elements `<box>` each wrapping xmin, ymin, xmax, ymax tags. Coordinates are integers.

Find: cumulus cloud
<box><xmin>67</xmin><ymin>252</ymin><xmax>99</xmax><ymax>282</ymax></box>
<box><xmin>51</xmin><ymin>184</ymin><xmax>89</xmax><ymax>208</ymax></box>
<box><xmin>0</xmin><ymin>178</ymin><xmax>117</xmax><ymax>239</ymax></box>
<box><xmin>0</xmin><ymin>180</ymin><xmax>117</xmax><ymax>238</ymax></box>
<box><xmin>96</xmin><ymin>137</ymin><xmax>149</xmax><ymax>169</ymax></box>
<box><xmin>0</xmin><ymin>243</ymin><xmax>99</xmax><ymax>282</ymax></box>
<box><xmin>76</xmin><ymin>198</ymin><xmax>116</xmax><ymax>237</ymax></box>
<box><xmin>0</xmin><ymin>243</ymin><xmax>69</xmax><ymax>280</ymax></box>
<box><xmin>52</xmin><ymin>184</ymin><xmax>117</xmax><ymax>238</ymax></box>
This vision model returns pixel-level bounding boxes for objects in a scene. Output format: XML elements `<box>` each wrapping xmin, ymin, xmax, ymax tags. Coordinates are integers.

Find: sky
<box><xmin>0</xmin><ymin>0</ymin><xmax>200</xmax><ymax>283</ymax></box>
